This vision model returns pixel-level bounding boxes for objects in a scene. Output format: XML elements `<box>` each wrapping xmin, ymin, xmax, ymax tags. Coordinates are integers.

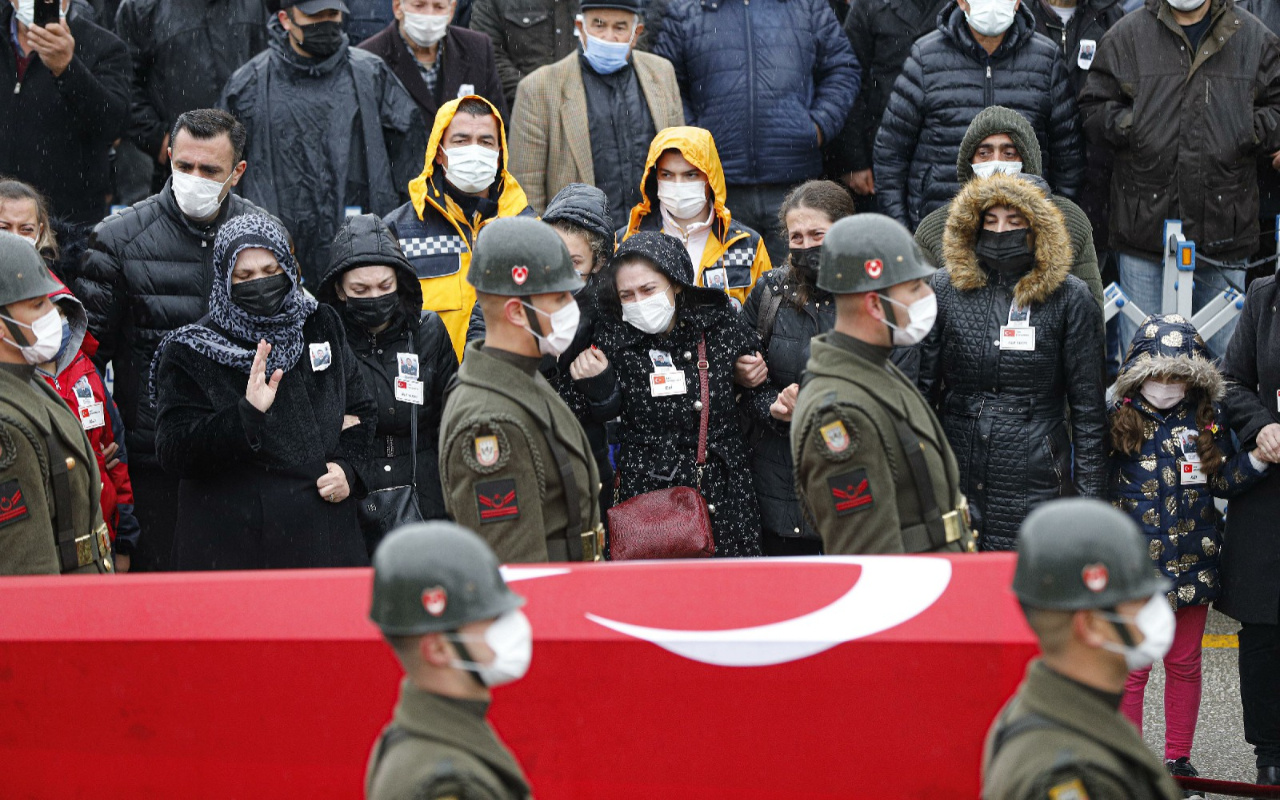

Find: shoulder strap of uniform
<box><xmin>369</xmin><ymin>724</ymin><xmax>412</xmax><ymax>779</ymax></box>
<box><xmin>888</xmin><ymin>416</ymin><xmax>948</xmax><ymax>552</ymax></box>
<box><xmin>989</xmin><ymin>711</ymin><xmax>1064</xmax><ymax>763</ymax></box>
<box><xmin>542</xmin><ymin>407</ymin><xmax>584</xmax><ymax>561</ymax></box>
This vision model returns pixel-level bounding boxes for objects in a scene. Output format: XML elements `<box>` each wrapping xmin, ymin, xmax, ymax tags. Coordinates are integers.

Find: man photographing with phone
<box><xmin>0</xmin><ymin>0</ymin><xmax>130</xmax><ymax>225</ymax></box>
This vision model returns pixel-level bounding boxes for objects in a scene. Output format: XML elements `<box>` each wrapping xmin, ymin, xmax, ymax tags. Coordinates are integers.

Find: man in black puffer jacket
<box><xmin>874</xmin><ymin>0</ymin><xmax>1083</xmax><ymax>230</ymax></box>
<box><xmin>75</xmin><ymin>109</ymin><xmax>271</xmax><ymax>572</ymax></box>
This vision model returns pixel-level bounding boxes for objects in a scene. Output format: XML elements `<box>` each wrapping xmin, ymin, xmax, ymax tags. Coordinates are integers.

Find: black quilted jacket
<box><xmin>916</xmin><ymin>174</ymin><xmax>1106</xmax><ymax>550</ymax></box>
<box><xmin>74</xmin><ymin>182</ymin><xmax>269</xmax><ymax>468</ymax></box>
<box><xmin>873</xmin><ymin>1</ymin><xmax>1083</xmax><ymax>229</ymax></box>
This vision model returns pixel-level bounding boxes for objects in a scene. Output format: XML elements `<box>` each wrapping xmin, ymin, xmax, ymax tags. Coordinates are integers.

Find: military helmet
<box><xmin>468</xmin><ymin>217</ymin><xmax>583</xmax><ymax>296</ymax></box>
<box><xmin>370</xmin><ymin>521</ymin><xmax>525</xmax><ymax>635</ymax></box>
<box><xmin>816</xmin><ymin>213</ymin><xmax>936</xmax><ymax>295</ymax></box>
<box><xmin>1013</xmin><ymin>498</ymin><xmax>1170</xmax><ymax>610</ymax></box>
<box><xmin>0</xmin><ymin>232</ymin><xmax>59</xmax><ymax>308</ymax></box>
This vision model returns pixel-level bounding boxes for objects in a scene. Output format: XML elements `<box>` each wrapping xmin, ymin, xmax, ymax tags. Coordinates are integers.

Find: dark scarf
<box><xmin>149</xmin><ymin>214</ymin><xmax>317</xmax><ymax>404</ymax></box>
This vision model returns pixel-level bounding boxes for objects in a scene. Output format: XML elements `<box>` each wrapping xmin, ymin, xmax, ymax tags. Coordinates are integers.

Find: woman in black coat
<box><xmin>739</xmin><ymin>180</ymin><xmax>851</xmax><ymax>555</ymax></box>
<box><xmin>316</xmin><ymin>214</ymin><xmax>458</xmax><ymax>554</ymax></box>
<box><xmin>593</xmin><ymin>231</ymin><xmax>764</xmax><ymax>557</ymax></box>
<box><xmin>916</xmin><ymin>172</ymin><xmax>1106</xmax><ymax>550</ymax></box>
<box><xmin>153</xmin><ymin>214</ymin><xmax>377</xmax><ymax>570</ymax></box>
<box><xmin>1219</xmin><ymin>273</ymin><xmax>1280</xmax><ymax>786</ymax></box>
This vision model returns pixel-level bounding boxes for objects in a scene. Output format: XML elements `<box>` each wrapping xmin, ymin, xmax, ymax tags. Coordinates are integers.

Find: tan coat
<box><xmin>507</xmin><ymin>50</ymin><xmax>684</xmax><ymax>213</ymax></box>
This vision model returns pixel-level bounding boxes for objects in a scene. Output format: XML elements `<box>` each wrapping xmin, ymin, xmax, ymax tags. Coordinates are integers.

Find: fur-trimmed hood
<box><xmin>941</xmin><ymin>173</ymin><xmax>1073</xmax><ymax>308</ymax></box>
<box><xmin>1115</xmin><ymin>314</ymin><xmax>1223</xmax><ymax>402</ymax></box>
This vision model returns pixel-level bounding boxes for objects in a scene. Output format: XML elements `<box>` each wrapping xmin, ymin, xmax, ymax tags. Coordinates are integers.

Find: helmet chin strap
<box><xmin>0</xmin><ymin>308</ymin><xmax>32</xmax><ymax>349</ymax></box>
<box><xmin>521</xmin><ymin>302</ymin><xmax>547</xmax><ymax>348</ymax></box>
<box><xmin>876</xmin><ymin>294</ymin><xmax>900</xmax><ymax>341</ymax></box>
<box><xmin>448</xmin><ymin>635</ymin><xmax>488</xmax><ymax>688</ymax></box>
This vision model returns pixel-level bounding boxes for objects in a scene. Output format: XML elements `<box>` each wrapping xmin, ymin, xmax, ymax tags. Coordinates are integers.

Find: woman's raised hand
<box><xmin>246</xmin><ymin>339</ymin><xmax>283</xmax><ymax>413</ymax></box>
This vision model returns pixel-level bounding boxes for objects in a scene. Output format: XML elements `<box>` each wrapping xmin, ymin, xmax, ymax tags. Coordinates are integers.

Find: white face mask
<box><xmin>1140</xmin><ymin>379</ymin><xmax>1187</xmax><ymax>410</ymax></box>
<box><xmin>1099</xmin><ymin>593</ymin><xmax>1176</xmax><ymax>671</ymax></box>
<box><xmin>449</xmin><ymin>610</ymin><xmax>533</xmax><ymax>688</ymax></box>
<box><xmin>621</xmin><ymin>288</ymin><xmax>676</xmax><ymax>334</ymax></box>
<box><xmin>965</xmin><ymin>0</ymin><xmax>1018</xmax><ymax>37</ymax></box>
<box><xmin>402</xmin><ymin>10</ymin><xmax>450</xmax><ymax>48</ymax></box>
<box><xmin>443</xmin><ymin>144</ymin><xmax>500</xmax><ymax>194</ymax></box>
<box><xmin>971</xmin><ymin>160</ymin><xmax>1023</xmax><ymax>179</ymax></box>
<box><xmin>1166</xmin><ymin>0</ymin><xmax>1207</xmax><ymax>11</ymax></box>
<box><xmin>656</xmin><ymin>179</ymin><xmax>708</xmax><ymax>221</ymax></box>
<box><xmin>0</xmin><ymin>307</ymin><xmax>63</xmax><ymax>365</ymax></box>
<box><xmin>877</xmin><ymin>291</ymin><xmax>937</xmax><ymax>346</ymax></box>
<box><xmin>171</xmin><ymin>169</ymin><xmax>234</xmax><ymax>220</ymax></box>
<box><xmin>522</xmin><ymin>298</ymin><xmax>580</xmax><ymax>357</ymax></box>
<box><xmin>14</xmin><ymin>0</ymin><xmax>65</xmax><ymax>28</ymax></box>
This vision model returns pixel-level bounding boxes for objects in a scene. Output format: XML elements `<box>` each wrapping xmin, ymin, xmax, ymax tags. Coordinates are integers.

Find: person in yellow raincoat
<box><xmin>383</xmin><ymin>95</ymin><xmax>534</xmax><ymax>360</ymax></box>
<box><xmin>618</xmin><ymin>126</ymin><xmax>771</xmax><ymax>311</ymax></box>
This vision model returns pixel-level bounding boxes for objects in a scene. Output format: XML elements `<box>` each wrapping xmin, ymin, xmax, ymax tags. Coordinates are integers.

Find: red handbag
<box><xmin>608</xmin><ymin>336</ymin><xmax>716</xmax><ymax>560</ymax></box>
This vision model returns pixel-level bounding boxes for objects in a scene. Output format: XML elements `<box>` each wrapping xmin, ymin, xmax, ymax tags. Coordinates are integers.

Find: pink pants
<box><xmin>1120</xmin><ymin>603</ymin><xmax>1209</xmax><ymax>760</ymax></box>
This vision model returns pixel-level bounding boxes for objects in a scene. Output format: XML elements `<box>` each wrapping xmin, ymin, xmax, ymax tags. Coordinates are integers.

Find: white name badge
<box><xmin>999</xmin><ymin>326</ymin><xmax>1036</xmax><ymax>351</ymax></box>
<box><xmin>344</xmin><ymin>206</ymin><xmax>363</xmax><ymax>218</ymax></box>
<box><xmin>457</xmin><ymin>84</ymin><xmax>475</xmax><ymax>99</ymax></box>
<box><xmin>1180</xmin><ymin>460</ymin><xmax>1206</xmax><ymax>485</ymax></box>
<box><xmin>395</xmin><ymin>377</ymin><xmax>424</xmax><ymax>405</ymax></box>
<box><xmin>309</xmin><ymin>342</ymin><xmax>332</xmax><ymax>372</ymax></box>
<box><xmin>650</xmin><ymin>371</ymin><xmax>688</xmax><ymax>397</ymax></box>
<box><xmin>78</xmin><ymin>401</ymin><xmax>106</xmax><ymax>431</ymax></box>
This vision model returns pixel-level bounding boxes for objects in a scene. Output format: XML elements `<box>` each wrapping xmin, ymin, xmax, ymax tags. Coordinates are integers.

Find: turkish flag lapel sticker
<box><xmin>0</xmin><ymin>480</ymin><xmax>29</xmax><ymax>528</ymax></box>
<box><xmin>475</xmin><ymin>478</ymin><xmax>519</xmax><ymax>524</ymax></box>
<box><xmin>827</xmin><ymin>470</ymin><xmax>874</xmax><ymax>517</ymax></box>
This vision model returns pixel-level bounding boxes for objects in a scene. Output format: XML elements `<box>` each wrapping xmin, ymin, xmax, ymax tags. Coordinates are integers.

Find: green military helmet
<box><xmin>1013</xmin><ymin>498</ymin><xmax>1170</xmax><ymax>610</ymax></box>
<box><xmin>370</xmin><ymin>521</ymin><xmax>526</xmax><ymax>636</ymax></box>
<box><xmin>0</xmin><ymin>232</ymin><xmax>60</xmax><ymax>308</ymax></box>
<box><xmin>468</xmin><ymin>217</ymin><xmax>584</xmax><ymax>296</ymax></box>
<box><xmin>817</xmin><ymin>213</ymin><xmax>936</xmax><ymax>295</ymax></box>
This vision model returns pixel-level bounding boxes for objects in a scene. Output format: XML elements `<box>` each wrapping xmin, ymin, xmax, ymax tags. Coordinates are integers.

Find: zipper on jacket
<box><xmin>984</xmin><ymin>63</ymin><xmax>994</xmax><ymax>107</ymax></box>
<box><xmin>744</xmin><ymin>0</ymin><xmax>757</xmax><ymax>175</ymax></box>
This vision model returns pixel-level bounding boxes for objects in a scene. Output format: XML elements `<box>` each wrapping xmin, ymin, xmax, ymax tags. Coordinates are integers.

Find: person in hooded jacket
<box><xmin>316</xmin><ymin>214</ymin><xmax>457</xmax><ymax>554</ymax></box>
<box><xmin>384</xmin><ymin>95</ymin><xmax>535</xmax><ymax>362</ymax></box>
<box><xmin>917</xmin><ymin>172</ymin><xmax>1106</xmax><ymax>551</ymax></box>
<box><xmin>913</xmin><ymin>105</ymin><xmax>1103</xmax><ymax>308</ymax></box>
<box><xmin>740</xmin><ymin>180</ymin><xmax>850</xmax><ymax>556</ymax></box>
<box><xmin>153</xmin><ymin>213</ymin><xmax>377</xmax><ymax>570</ymax></box>
<box><xmin>874</xmin><ymin>0</ymin><xmax>1083</xmax><ymax>230</ymax></box>
<box><xmin>219</xmin><ymin>0</ymin><xmax>426</xmax><ymax>286</ymax></box>
<box><xmin>595</xmin><ymin>231</ymin><xmax>764</xmax><ymax>558</ymax></box>
<box><xmin>618</xmin><ymin>126</ymin><xmax>771</xmax><ymax>312</ymax></box>
<box><xmin>1106</xmin><ymin>313</ymin><xmax>1268</xmax><ymax>787</ymax></box>
<box><xmin>38</xmin><ymin>279</ymin><xmax>139</xmax><ymax>571</ymax></box>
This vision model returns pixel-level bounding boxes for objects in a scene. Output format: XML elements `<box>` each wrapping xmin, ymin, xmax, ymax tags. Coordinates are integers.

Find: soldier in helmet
<box><xmin>789</xmin><ymin>213</ymin><xmax>975</xmax><ymax>554</ymax></box>
<box><xmin>0</xmin><ymin>233</ymin><xmax>113</xmax><ymax>574</ymax></box>
<box><xmin>438</xmin><ymin>217</ymin><xmax>603</xmax><ymax>563</ymax></box>
<box><xmin>366</xmin><ymin>521</ymin><xmax>533</xmax><ymax>800</ymax></box>
<box><xmin>982</xmin><ymin>498</ymin><xmax>1183</xmax><ymax>800</ymax></box>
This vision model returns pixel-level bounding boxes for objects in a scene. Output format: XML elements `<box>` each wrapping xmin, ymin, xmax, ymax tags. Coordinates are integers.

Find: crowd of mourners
<box><xmin>2</xmin><ymin>0</ymin><xmax>1280</xmax><ymax>790</ymax></box>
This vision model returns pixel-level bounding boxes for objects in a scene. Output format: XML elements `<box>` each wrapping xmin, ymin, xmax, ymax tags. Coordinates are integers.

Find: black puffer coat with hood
<box><xmin>873</xmin><ymin>1</ymin><xmax>1083</xmax><ymax>229</ymax></box>
<box><xmin>913</xmin><ymin>105</ymin><xmax>1103</xmax><ymax>308</ymax></box>
<box><xmin>316</xmin><ymin>215</ymin><xmax>458</xmax><ymax>545</ymax></box>
<box><xmin>917</xmin><ymin>173</ymin><xmax>1106</xmax><ymax>550</ymax></box>
<box><xmin>594</xmin><ymin>231</ymin><xmax>765</xmax><ymax>557</ymax></box>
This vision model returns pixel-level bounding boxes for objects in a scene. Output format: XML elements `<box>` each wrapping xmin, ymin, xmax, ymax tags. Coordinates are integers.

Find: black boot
<box><xmin>1258</xmin><ymin>766</ymin><xmax>1280</xmax><ymax>800</ymax></box>
<box><xmin>1166</xmin><ymin>758</ymin><xmax>1204</xmax><ymax>800</ymax></box>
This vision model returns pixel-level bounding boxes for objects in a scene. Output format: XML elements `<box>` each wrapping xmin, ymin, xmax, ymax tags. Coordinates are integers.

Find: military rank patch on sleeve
<box><xmin>0</xmin><ymin>479</ymin><xmax>29</xmax><ymax>528</ymax></box>
<box><xmin>1047</xmin><ymin>777</ymin><xmax>1089</xmax><ymax>800</ymax></box>
<box><xmin>475</xmin><ymin>479</ymin><xmax>519</xmax><ymax>524</ymax></box>
<box><xmin>827</xmin><ymin>470</ymin><xmax>873</xmax><ymax>516</ymax></box>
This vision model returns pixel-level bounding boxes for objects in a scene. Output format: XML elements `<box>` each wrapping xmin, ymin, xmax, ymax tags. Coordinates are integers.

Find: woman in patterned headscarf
<box><xmin>152</xmin><ymin>214</ymin><xmax>378</xmax><ymax>570</ymax></box>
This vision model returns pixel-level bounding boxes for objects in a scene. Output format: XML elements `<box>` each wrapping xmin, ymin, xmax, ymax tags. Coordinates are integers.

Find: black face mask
<box><xmin>975</xmin><ymin>228</ymin><xmax>1035</xmax><ymax>278</ymax></box>
<box><xmin>230</xmin><ymin>273</ymin><xmax>293</xmax><ymax>318</ymax></box>
<box><xmin>789</xmin><ymin>246</ymin><xmax>821</xmax><ymax>281</ymax></box>
<box><xmin>293</xmin><ymin>19</ymin><xmax>344</xmax><ymax>58</ymax></box>
<box><xmin>345</xmin><ymin>292</ymin><xmax>400</xmax><ymax>330</ymax></box>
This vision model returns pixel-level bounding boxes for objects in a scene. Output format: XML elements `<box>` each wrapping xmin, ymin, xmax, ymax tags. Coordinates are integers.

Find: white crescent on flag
<box><xmin>584</xmin><ymin>556</ymin><xmax>952</xmax><ymax>667</ymax></box>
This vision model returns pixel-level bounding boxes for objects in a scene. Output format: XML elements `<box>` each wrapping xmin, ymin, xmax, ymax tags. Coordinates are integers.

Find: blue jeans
<box><xmin>1116</xmin><ymin>253</ymin><xmax>1245</xmax><ymax>359</ymax></box>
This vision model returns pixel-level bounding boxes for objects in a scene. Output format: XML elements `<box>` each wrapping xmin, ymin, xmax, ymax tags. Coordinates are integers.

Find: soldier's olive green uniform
<box><xmin>439</xmin><ymin>342</ymin><xmax>601</xmax><ymax>562</ymax></box>
<box><xmin>0</xmin><ymin>240</ymin><xmax>112</xmax><ymax>575</ymax></box>
<box><xmin>365</xmin><ymin>678</ymin><xmax>532</xmax><ymax>800</ymax></box>
<box><xmin>790</xmin><ymin>332</ymin><xmax>973</xmax><ymax>554</ymax></box>
<box><xmin>982</xmin><ymin>660</ymin><xmax>1182</xmax><ymax>800</ymax></box>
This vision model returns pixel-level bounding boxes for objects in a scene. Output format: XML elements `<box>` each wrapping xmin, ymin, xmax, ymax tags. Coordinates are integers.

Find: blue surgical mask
<box><xmin>579</xmin><ymin>24</ymin><xmax>633</xmax><ymax>75</ymax></box>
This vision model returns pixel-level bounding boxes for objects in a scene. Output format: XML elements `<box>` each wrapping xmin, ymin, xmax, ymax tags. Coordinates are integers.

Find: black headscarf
<box><xmin>150</xmin><ymin>214</ymin><xmax>316</xmax><ymax>402</ymax></box>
